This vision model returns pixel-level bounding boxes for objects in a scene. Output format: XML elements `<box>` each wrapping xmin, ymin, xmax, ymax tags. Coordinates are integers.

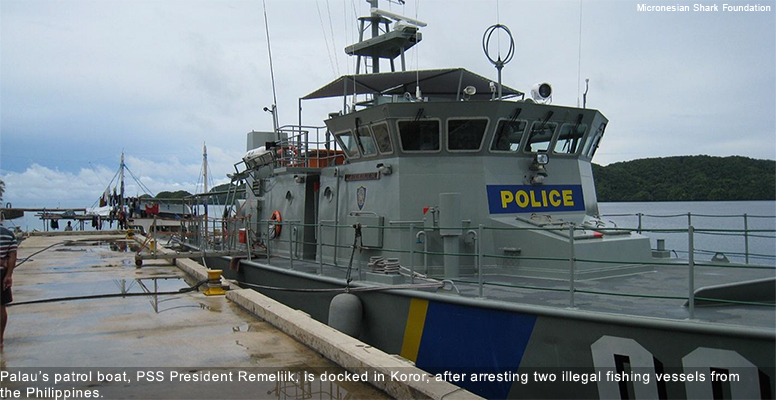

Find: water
<box><xmin>4</xmin><ymin>205</ymin><xmax>230</xmax><ymax>233</ymax></box>
<box><xmin>598</xmin><ymin>201</ymin><xmax>776</xmax><ymax>265</ymax></box>
<box><xmin>7</xmin><ymin>201</ymin><xmax>775</xmax><ymax>265</ymax></box>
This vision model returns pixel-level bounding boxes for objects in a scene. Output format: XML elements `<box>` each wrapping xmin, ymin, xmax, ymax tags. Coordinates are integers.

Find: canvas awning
<box><xmin>302</xmin><ymin>68</ymin><xmax>523</xmax><ymax>100</ymax></box>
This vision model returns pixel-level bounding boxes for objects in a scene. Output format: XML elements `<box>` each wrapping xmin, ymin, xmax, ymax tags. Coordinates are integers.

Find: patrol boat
<box><xmin>200</xmin><ymin>3</ymin><xmax>774</xmax><ymax>398</ymax></box>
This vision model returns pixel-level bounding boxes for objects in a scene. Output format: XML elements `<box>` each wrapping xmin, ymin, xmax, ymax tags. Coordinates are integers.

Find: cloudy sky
<box><xmin>1</xmin><ymin>0</ymin><xmax>774</xmax><ymax>208</ymax></box>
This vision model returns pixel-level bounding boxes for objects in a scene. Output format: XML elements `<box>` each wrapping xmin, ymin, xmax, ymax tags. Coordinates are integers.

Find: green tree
<box><xmin>593</xmin><ymin>156</ymin><xmax>776</xmax><ymax>202</ymax></box>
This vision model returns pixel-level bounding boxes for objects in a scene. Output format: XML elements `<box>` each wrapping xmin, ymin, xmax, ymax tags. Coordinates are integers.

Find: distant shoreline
<box><xmin>593</xmin><ymin>155</ymin><xmax>776</xmax><ymax>202</ymax></box>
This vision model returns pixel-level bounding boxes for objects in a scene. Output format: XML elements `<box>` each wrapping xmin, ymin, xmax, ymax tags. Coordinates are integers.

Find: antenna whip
<box><xmin>262</xmin><ymin>0</ymin><xmax>278</xmax><ymax>109</ymax></box>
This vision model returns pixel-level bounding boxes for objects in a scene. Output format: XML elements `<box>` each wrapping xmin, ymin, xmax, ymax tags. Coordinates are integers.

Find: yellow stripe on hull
<box><xmin>400</xmin><ymin>298</ymin><xmax>429</xmax><ymax>362</ymax></box>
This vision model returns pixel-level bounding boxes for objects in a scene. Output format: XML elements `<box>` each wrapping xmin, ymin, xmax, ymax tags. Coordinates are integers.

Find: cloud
<box><xmin>1</xmin><ymin>144</ymin><xmax>243</xmax><ymax>208</ymax></box>
<box><xmin>0</xmin><ymin>0</ymin><xmax>774</xmax><ymax>211</ymax></box>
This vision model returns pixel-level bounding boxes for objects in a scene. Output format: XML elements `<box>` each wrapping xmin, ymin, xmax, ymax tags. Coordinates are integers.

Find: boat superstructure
<box><xmin>198</xmin><ymin>3</ymin><xmax>774</xmax><ymax>399</ymax></box>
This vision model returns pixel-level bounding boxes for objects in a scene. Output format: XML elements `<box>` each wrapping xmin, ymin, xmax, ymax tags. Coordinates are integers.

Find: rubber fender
<box><xmin>327</xmin><ymin>293</ymin><xmax>363</xmax><ymax>338</ymax></box>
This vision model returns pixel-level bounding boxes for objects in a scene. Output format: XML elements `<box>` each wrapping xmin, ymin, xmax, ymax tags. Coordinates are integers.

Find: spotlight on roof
<box><xmin>530</xmin><ymin>83</ymin><xmax>553</xmax><ymax>104</ymax></box>
<box><xmin>462</xmin><ymin>85</ymin><xmax>476</xmax><ymax>100</ymax></box>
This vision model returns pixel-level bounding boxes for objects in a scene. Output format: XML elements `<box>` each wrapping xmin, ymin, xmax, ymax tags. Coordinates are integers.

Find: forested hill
<box><xmin>592</xmin><ymin>156</ymin><xmax>776</xmax><ymax>202</ymax></box>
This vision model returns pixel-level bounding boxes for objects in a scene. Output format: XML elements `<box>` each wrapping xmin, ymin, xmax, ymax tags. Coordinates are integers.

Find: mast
<box><xmin>346</xmin><ymin>0</ymin><xmax>424</xmax><ymax>75</ymax></box>
<box><xmin>119</xmin><ymin>151</ymin><xmax>125</xmax><ymax>208</ymax></box>
<box><xmin>202</xmin><ymin>143</ymin><xmax>208</xmax><ymax>234</ymax></box>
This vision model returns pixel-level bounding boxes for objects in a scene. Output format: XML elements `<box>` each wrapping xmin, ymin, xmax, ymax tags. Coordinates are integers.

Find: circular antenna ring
<box><xmin>482</xmin><ymin>24</ymin><xmax>515</xmax><ymax>67</ymax></box>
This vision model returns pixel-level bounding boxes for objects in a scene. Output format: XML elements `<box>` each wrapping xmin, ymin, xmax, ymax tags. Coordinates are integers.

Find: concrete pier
<box><xmin>1</xmin><ymin>234</ymin><xmax>389</xmax><ymax>399</ymax></box>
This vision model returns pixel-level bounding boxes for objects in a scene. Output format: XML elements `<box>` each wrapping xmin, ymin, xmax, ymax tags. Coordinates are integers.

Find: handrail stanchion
<box><xmin>409</xmin><ymin>224</ymin><xmax>415</xmax><ymax>284</ymax></box>
<box><xmin>569</xmin><ymin>225</ymin><xmax>576</xmax><ymax>308</ymax></box>
<box><xmin>687</xmin><ymin>212</ymin><xmax>692</xmax><ymax>227</ymax></box>
<box><xmin>744</xmin><ymin>213</ymin><xmax>750</xmax><ymax>264</ymax></box>
<box><xmin>478</xmin><ymin>224</ymin><xmax>484</xmax><ymax>298</ymax></box>
<box><xmin>266</xmin><ymin>221</ymin><xmax>271</xmax><ymax>266</ymax></box>
<box><xmin>318</xmin><ymin>222</ymin><xmax>323</xmax><ymax>275</ymax></box>
<box><xmin>423</xmin><ymin>233</ymin><xmax>429</xmax><ymax>274</ymax></box>
<box><xmin>246</xmin><ymin>220</ymin><xmax>252</xmax><ymax>262</ymax></box>
<box><xmin>288</xmin><ymin>221</ymin><xmax>294</xmax><ymax>270</ymax></box>
<box><xmin>637</xmin><ymin>213</ymin><xmax>643</xmax><ymax>234</ymax></box>
<box><xmin>688</xmin><ymin>225</ymin><xmax>695</xmax><ymax>319</ymax></box>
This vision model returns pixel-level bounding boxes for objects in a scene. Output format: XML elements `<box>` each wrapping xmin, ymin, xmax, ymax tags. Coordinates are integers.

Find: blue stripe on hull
<box><xmin>415</xmin><ymin>301</ymin><xmax>537</xmax><ymax>399</ymax></box>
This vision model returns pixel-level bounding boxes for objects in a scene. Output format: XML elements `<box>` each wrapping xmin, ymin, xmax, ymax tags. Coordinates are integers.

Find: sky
<box><xmin>1</xmin><ymin>0</ymin><xmax>774</xmax><ymax>208</ymax></box>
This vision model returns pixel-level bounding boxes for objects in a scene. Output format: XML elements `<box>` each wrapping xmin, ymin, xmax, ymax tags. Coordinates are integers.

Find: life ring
<box><xmin>269</xmin><ymin>210</ymin><xmax>282</xmax><ymax>239</ymax></box>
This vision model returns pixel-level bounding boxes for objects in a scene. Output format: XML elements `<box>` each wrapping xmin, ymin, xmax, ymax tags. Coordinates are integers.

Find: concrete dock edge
<box><xmin>131</xmin><ymin>234</ymin><xmax>481</xmax><ymax>399</ymax></box>
<box><xmin>226</xmin><ymin>289</ymin><xmax>481</xmax><ymax>400</ymax></box>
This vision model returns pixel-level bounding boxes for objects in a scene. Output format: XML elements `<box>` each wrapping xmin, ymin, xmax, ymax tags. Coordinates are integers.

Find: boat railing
<box><xmin>178</xmin><ymin>213</ymin><xmax>254</xmax><ymax>252</ymax></box>
<box><xmin>227</xmin><ymin>218</ymin><xmax>775</xmax><ymax>321</ymax></box>
<box><xmin>274</xmin><ymin>125</ymin><xmax>345</xmax><ymax>169</ymax></box>
<box><xmin>601</xmin><ymin>212</ymin><xmax>776</xmax><ymax>264</ymax></box>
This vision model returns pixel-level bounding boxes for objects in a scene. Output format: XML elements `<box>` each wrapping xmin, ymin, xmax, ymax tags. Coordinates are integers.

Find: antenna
<box><xmin>369</xmin><ymin>7</ymin><xmax>427</xmax><ymax>27</ymax></box>
<box><xmin>262</xmin><ymin>0</ymin><xmax>279</xmax><ymax>136</ymax></box>
<box><xmin>482</xmin><ymin>24</ymin><xmax>515</xmax><ymax>100</ymax></box>
<box><xmin>583</xmin><ymin>78</ymin><xmax>590</xmax><ymax>109</ymax></box>
<box><xmin>119</xmin><ymin>150</ymin><xmax>125</xmax><ymax>208</ymax></box>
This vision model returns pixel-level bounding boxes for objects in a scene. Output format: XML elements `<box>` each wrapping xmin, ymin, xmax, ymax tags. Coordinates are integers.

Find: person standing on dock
<box><xmin>0</xmin><ymin>224</ymin><xmax>18</xmax><ymax>349</ymax></box>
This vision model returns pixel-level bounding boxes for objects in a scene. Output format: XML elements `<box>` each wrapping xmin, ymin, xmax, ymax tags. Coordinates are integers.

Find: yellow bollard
<box><xmin>203</xmin><ymin>269</ymin><xmax>227</xmax><ymax>296</ymax></box>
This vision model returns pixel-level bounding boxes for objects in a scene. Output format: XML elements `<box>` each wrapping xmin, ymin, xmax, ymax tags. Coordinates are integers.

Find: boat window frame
<box><xmin>333</xmin><ymin>129</ymin><xmax>361</xmax><ymax>159</ymax></box>
<box><xmin>552</xmin><ymin>122</ymin><xmax>588</xmax><ymax>156</ymax></box>
<box><xmin>395</xmin><ymin>118</ymin><xmax>443</xmax><ymax>154</ymax></box>
<box><xmin>584</xmin><ymin>122</ymin><xmax>607</xmax><ymax>158</ymax></box>
<box><xmin>355</xmin><ymin>124</ymin><xmax>378</xmax><ymax>158</ymax></box>
<box><xmin>446</xmin><ymin>117</ymin><xmax>490</xmax><ymax>153</ymax></box>
<box><xmin>523</xmin><ymin>120</ymin><xmax>558</xmax><ymax>154</ymax></box>
<box><xmin>370</xmin><ymin>121</ymin><xmax>395</xmax><ymax>155</ymax></box>
<box><xmin>489</xmin><ymin>117</ymin><xmax>530</xmax><ymax>153</ymax></box>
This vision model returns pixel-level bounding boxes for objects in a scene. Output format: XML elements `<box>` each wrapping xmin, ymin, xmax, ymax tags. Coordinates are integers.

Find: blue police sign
<box><xmin>486</xmin><ymin>185</ymin><xmax>585</xmax><ymax>214</ymax></box>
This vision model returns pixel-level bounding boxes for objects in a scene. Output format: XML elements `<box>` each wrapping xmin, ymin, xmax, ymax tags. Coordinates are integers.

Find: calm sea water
<box><xmin>599</xmin><ymin>201</ymin><xmax>776</xmax><ymax>265</ymax></box>
<box><xmin>7</xmin><ymin>201</ymin><xmax>775</xmax><ymax>265</ymax></box>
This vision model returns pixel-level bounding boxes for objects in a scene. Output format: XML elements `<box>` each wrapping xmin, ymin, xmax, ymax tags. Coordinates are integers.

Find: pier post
<box><xmin>744</xmin><ymin>213</ymin><xmax>750</xmax><ymax>264</ymax></box>
<box><xmin>569</xmin><ymin>225</ymin><xmax>576</xmax><ymax>308</ymax></box>
<box><xmin>688</xmin><ymin>225</ymin><xmax>695</xmax><ymax>319</ymax></box>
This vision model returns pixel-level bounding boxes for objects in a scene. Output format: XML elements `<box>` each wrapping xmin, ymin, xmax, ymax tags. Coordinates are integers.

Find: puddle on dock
<box><xmin>61</xmin><ymin>239</ymin><xmax>141</xmax><ymax>253</ymax></box>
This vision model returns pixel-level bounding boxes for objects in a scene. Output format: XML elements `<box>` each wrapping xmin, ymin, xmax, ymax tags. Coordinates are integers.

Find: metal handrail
<box><xmin>210</xmin><ymin>217</ymin><xmax>775</xmax><ymax>321</ymax></box>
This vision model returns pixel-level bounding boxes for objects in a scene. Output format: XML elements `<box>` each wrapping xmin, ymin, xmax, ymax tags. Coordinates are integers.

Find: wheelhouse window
<box><xmin>525</xmin><ymin>121</ymin><xmax>557</xmax><ymax>153</ymax></box>
<box><xmin>447</xmin><ymin>118</ymin><xmax>488</xmax><ymax>151</ymax></box>
<box><xmin>584</xmin><ymin>122</ymin><xmax>607</xmax><ymax>158</ymax></box>
<box><xmin>553</xmin><ymin>123</ymin><xmax>587</xmax><ymax>155</ymax></box>
<box><xmin>398</xmin><ymin>120</ymin><xmax>440</xmax><ymax>152</ymax></box>
<box><xmin>491</xmin><ymin>119</ymin><xmax>527</xmax><ymax>152</ymax></box>
<box><xmin>334</xmin><ymin>130</ymin><xmax>359</xmax><ymax>158</ymax></box>
<box><xmin>371</xmin><ymin>123</ymin><xmax>394</xmax><ymax>154</ymax></box>
<box><xmin>356</xmin><ymin>125</ymin><xmax>377</xmax><ymax>156</ymax></box>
